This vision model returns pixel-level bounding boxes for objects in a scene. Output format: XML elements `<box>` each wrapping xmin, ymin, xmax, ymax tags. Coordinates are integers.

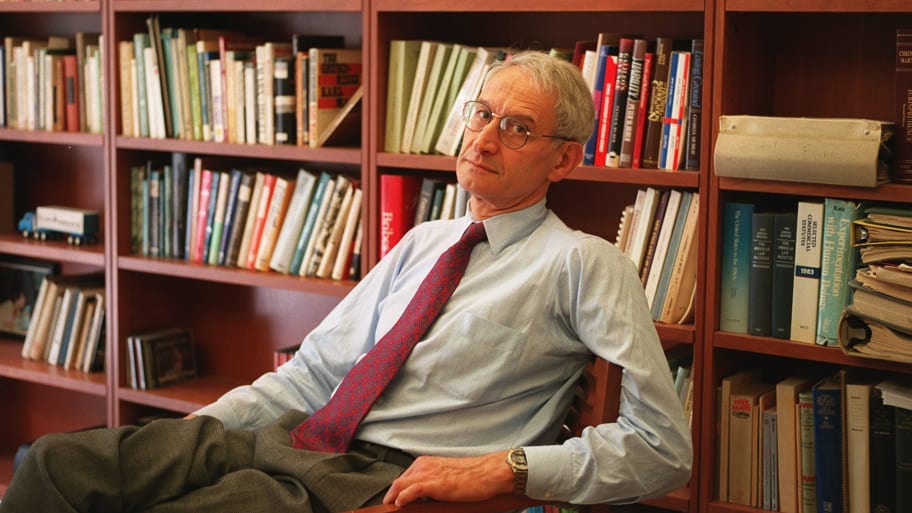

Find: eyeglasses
<box><xmin>461</xmin><ymin>100</ymin><xmax>574</xmax><ymax>149</ymax></box>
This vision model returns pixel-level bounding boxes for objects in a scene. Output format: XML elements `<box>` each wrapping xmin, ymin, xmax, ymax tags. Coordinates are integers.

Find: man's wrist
<box><xmin>505</xmin><ymin>447</ymin><xmax>528</xmax><ymax>494</ymax></box>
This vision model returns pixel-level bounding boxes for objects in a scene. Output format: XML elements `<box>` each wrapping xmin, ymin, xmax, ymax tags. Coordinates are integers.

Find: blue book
<box><xmin>815</xmin><ymin>198</ymin><xmax>861</xmax><ymax>346</ymax></box>
<box><xmin>200</xmin><ymin>171</ymin><xmax>220</xmax><ymax>263</ymax></box>
<box><xmin>719</xmin><ymin>202</ymin><xmax>755</xmax><ymax>333</ymax></box>
<box><xmin>288</xmin><ymin>172</ymin><xmax>333</xmax><ymax>275</ymax></box>
<box><xmin>812</xmin><ymin>372</ymin><xmax>844</xmax><ymax>513</ymax></box>
<box><xmin>650</xmin><ymin>191</ymin><xmax>693</xmax><ymax>321</ymax></box>
<box><xmin>217</xmin><ymin>169</ymin><xmax>244</xmax><ymax>265</ymax></box>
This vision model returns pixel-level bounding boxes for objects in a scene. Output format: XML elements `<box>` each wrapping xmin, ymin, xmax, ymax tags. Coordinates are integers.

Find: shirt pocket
<box><xmin>426</xmin><ymin>311</ymin><xmax>528</xmax><ymax>403</ymax></box>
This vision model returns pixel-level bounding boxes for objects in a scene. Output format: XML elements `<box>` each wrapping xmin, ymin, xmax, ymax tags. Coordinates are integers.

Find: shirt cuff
<box><xmin>524</xmin><ymin>444</ymin><xmax>574</xmax><ymax>501</ymax></box>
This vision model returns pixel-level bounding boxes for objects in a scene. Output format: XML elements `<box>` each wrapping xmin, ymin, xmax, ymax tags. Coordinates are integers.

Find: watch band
<box><xmin>506</xmin><ymin>447</ymin><xmax>528</xmax><ymax>494</ymax></box>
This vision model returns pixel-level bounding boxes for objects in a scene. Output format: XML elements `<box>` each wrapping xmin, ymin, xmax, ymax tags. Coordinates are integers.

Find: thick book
<box><xmin>845</xmin><ymin>379</ymin><xmax>873</xmax><ymax>513</ymax></box>
<box><xmin>790</xmin><ymin>201</ymin><xmax>825</xmax><ymax>344</ymax></box>
<box><xmin>728</xmin><ymin>377</ymin><xmax>774</xmax><ymax>506</ymax></box>
<box><xmin>772</xmin><ymin>213</ymin><xmax>797</xmax><ymax>339</ymax></box>
<box><xmin>815</xmin><ymin>198</ymin><xmax>861</xmax><ymax>346</ymax></box>
<box><xmin>895</xmin><ymin>29</ymin><xmax>912</xmax><ymax>183</ymax></box>
<box><xmin>631</xmin><ymin>52</ymin><xmax>654</xmax><ymax>168</ymax></box>
<box><xmin>813</xmin><ymin>372</ymin><xmax>846</xmax><ymax>513</ymax></box>
<box><xmin>718</xmin><ymin>367</ymin><xmax>764</xmax><ymax>502</ymax></box>
<box><xmin>870</xmin><ymin>385</ymin><xmax>896</xmax><ymax>513</ymax></box>
<box><xmin>714</xmin><ymin>115</ymin><xmax>894</xmax><ymax>187</ymax></box>
<box><xmin>642</xmin><ymin>36</ymin><xmax>675</xmax><ymax>169</ymax></box>
<box><xmin>618</xmin><ymin>38</ymin><xmax>649</xmax><ymax>168</ymax></box>
<box><xmin>748</xmin><ymin>211</ymin><xmax>775</xmax><ymax>337</ymax></box>
<box><xmin>308</xmin><ymin>48</ymin><xmax>362</xmax><ymax>149</ymax></box>
<box><xmin>798</xmin><ymin>390</ymin><xmax>818</xmax><ymax>513</ymax></box>
<box><xmin>847</xmin><ymin>279</ymin><xmax>912</xmax><ymax>333</ymax></box>
<box><xmin>683</xmin><ymin>39</ymin><xmax>704</xmax><ymax>171</ymax></box>
<box><xmin>384</xmin><ymin>40</ymin><xmax>423</xmax><ymax>153</ymax></box>
<box><xmin>776</xmin><ymin>373</ymin><xmax>817</xmax><ymax>513</ymax></box>
<box><xmin>719</xmin><ymin>202</ymin><xmax>755</xmax><ymax>333</ymax></box>
<box><xmin>380</xmin><ymin>174</ymin><xmax>422</xmax><ymax>258</ymax></box>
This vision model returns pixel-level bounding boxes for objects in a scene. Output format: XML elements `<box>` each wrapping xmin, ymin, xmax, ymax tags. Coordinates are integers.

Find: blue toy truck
<box><xmin>18</xmin><ymin>207</ymin><xmax>100</xmax><ymax>245</ymax></box>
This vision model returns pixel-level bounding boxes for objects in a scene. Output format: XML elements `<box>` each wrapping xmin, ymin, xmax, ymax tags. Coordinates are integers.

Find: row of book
<box><xmin>1</xmin><ymin>32</ymin><xmax>103</xmax><ymax>134</ymax></box>
<box><xmin>718</xmin><ymin>368</ymin><xmax>912</xmax><ymax>513</ymax></box>
<box><xmin>126</xmin><ymin>327</ymin><xmax>197</xmax><ymax>390</ymax></box>
<box><xmin>378</xmin><ymin>174</ymin><xmax>469</xmax><ymax>258</ymax></box>
<box><xmin>840</xmin><ymin>205</ymin><xmax>912</xmax><ymax>364</ymax></box>
<box><xmin>578</xmin><ymin>34</ymin><xmax>703</xmax><ymax>170</ymax></box>
<box><xmin>119</xmin><ymin>15</ymin><xmax>362</xmax><ymax>148</ymax></box>
<box><xmin>20</xmin><ymin>273</ymin><xmax>106</xmax><ymax>374</ymax></box>
<box><xmin>667</xmin><ymin>347</ymin><xmax>695</xmax><ymax>428</ymax></box>
<box><xmin>615</xmin><ymin>187</ymin><xmax>700</xmax><ymax>325</ymax></box>
<box><xmin>131</xmin><ymin>153</ymin><xmax>363</xmax><ymax>281</ymax></box>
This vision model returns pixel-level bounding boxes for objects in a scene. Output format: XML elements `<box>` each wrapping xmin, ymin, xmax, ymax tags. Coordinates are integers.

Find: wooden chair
<box><xmin>346</xmin><ymin>357</ymin><xmax>622</xmax><ymax>513</ymax></box>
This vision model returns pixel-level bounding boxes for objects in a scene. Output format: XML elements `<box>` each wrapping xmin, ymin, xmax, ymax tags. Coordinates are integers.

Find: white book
<box><xmin>628</xmin><ymin>187</ymin><xmax>660</xmax><ymax>272</ymax></box>
<box><xmin>130</xmin><ymin>57</ymin><xmax>140</xmax><ymax>137</ymax></box>
<box><xmin>789</xmin><ymin>200</ymin><xmax>824</xmax><ymax>343</ymax></box>
<box><xmin>317</xmin><ymin>183</ymin><xmax>355</xmax><ymax>278</ymax></box>
<box><xmin>236</xmin><ymin>172</ymin><xmax>265</xmax><ymax>268</ymax></box>
<box><xmin>644</xmin><ymin>189</ymin><xmax>683</xmax><ymax>308</ymax></box>
<box><xmin>244</xmin><ymin>61</ymin><xmax>257</xmax><ymax>145</ymax></box>
<box><xmin>332</xmin><ymin>187</ymin><xmax>363</xmax><ymax>281</ymax></box>
<box><xmin>209</xmin><ymin>58</ymin><xmax>225</xmax><ymax>143</ymax></box>
<box><xmin>270</xmin><ymin>169</ymin><xmax>318</xmax><ymax>273</ymax></box>
<box><xmin>439</xmin><ymin>183</ymin><xmax>456</xmax><ymax>220</ymax></box>
<box><xmin>144</xmin><ymin>46</ymin><xmax>166</xmax><ymax>138</ymax></box>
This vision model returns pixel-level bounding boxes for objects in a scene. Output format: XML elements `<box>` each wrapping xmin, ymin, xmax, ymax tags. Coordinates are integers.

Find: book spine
<box><xmin>273</xmin><ymin>55</ymin><xmax>296</xmax><ymax>145</ymax></box>
<box><xmin>895</xmin><ymin>29</ymin><xmax>912</xmax><ymax>183</ymax></box>
<box><xmin>798</xmin><ymin>390</ymin><xmax>818</xmax><ymax>513</ymax></box>
<box><xmin>380</xmin><ymin>174</ymin><xmax>422</xmax><ymax>257</ymax></box>
<box><xmin>631</xmin><ymin>52</ymin><xmax>654</xmax><ymax>169</ymax></box>
<box><xmin>684</xmin><ymin>39</ymin><xmax>704</xmax><ymax>171</ymax></box>
<box><xmin>605</xmin><ymin>38</ymin><xmax>633</xmax><ymax>168</ymax></box>
<box><xmin>815</xmin><ymin>198</ymin><xmax>860</xmax><ymax>346</ymax></box>
<box><xmin>845</xmin><ymin>382</ymin><xmax>871</xmax><ymax>513</ymax></box>
<box><xmin>897</xmin><ymin>407</ymin><xmax>912</xmax><ymax>513</ymax></box>
<box><xmin>790</xmin><ymin>201</ymin><xmax>825</xmax><ymax>343</ymax></box>
<box><xmin>812</xmin><ymin>381</ymin><xmax>843</xmax><ymax>513</ymax></box>
<box><xmin>224</xmin><ymin>172</ymin><xmax>254</xmax><ymax>267</ymax></box>
<box><xmin>216</xmin><ymin>170</ymin><xmax>243</xmax><ymax>265</ymax></box>
<box><xmin>748</xmin><ymin>211</ymin><xmax>774</xmax><ymax>336</ymax></box>
<box><xmin>289</xmin><ymin>172</ymin><xmax>332</xmax><ymax>275</ymax></box>
<box><xmin>869</xmin><ymin>389</ymin><xmax>896</xmax><ymax>513</ymax></box>
<box><xmin>618</xmin><ymin>39</ymin><xmax>648</xmax><ymax>169</ymax></box>
<box><xmin>641</xmin><ymin>37</ymin><xmax>673</xmax><ymax>169</ymax></box>
<box><xmin>583</xmin><ymin>42</ymin><xmax>613</xmax><ymax>166</ymax></box>
<box><xmin>771</xmin><ymin>213</ymin><xmax>797</xmax><ymax>339</ymax></box>
<box><xmin>719</xmin><ymin>202</ymin><xmax>754</xmax><ymax>333</ymax></box>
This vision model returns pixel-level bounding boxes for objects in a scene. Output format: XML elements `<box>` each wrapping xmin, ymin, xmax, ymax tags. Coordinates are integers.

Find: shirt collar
<box><xmin>467</xmin><ymin>199</ymin><xmax>548</xmax><ymax>256</ymax></box>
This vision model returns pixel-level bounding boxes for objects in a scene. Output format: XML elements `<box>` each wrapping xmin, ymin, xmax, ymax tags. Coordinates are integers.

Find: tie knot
<box><xmin>461</xmin><ymin>222</ymin><xmax>487</xmax><ymax>247</ymax></box>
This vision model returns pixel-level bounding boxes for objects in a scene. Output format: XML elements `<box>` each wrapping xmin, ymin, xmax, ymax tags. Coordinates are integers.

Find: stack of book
<box><xmin>614</xmin><ymin>187</ymin><xmax>700</xmax><ymax>325</ymax></box>
<box><xmin>126</xmin><ymin>327</ymin><xmax>196</xmax><ymax>390</ymax></box>
<box><xmin>20</xmin><ymin>272</ymin><xmax>106</xmax><ymax>373</ymax></box>
<box><xmin>118</xmin><ymin>15</ymin><xmax>362</xmax><ymax>148</ymax></box>
<box><xmin>2</xmin><ymin>32</ymin><xmax>103</xmax><ymax>133</ymax></box>
<box><xmin>839</xmin><ymin>205</ymin><xmax>912</xmax><ymax>363</ymax></box>
<box><xmin>130</xmin><ymin>153</ymin><xmax>364</xmax><ymax>281</ymax></box>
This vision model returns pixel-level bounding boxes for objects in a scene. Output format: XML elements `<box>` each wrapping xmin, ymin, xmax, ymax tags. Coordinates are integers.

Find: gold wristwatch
<box><xmin>505</xmin><ymin>447</ymin><xmax>528</xmax><ymax>494</ymax></box>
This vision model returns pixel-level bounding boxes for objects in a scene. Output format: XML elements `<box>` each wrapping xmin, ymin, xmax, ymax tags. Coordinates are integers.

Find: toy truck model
<box><xmin>19</xmin><ymin>206</ymin><xmax>100</xmax><ymax>245</ymax></box>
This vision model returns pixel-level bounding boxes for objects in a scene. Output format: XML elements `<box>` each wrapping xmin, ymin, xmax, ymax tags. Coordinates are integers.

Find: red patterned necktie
<box><xmin>290</xmin><ymin>222</ymin><xmax>488</xmax><ymax>453</ymax></box>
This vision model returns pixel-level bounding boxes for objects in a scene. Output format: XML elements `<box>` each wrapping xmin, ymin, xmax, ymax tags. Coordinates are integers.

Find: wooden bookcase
<box><xmin>7</xmin><ymin>1</ymin><xmax>908</xmax><ymax>513</ymax></box>
<box><xmin>703</xmin><ymin>2</ymin><xmax>912</xmax><ymax>513</ymax></box>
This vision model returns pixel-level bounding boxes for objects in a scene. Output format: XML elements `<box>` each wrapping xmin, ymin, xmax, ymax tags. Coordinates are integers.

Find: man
<box><xmin>0</xmin><ymin>50</ymin><xmax>691</xmax><ymax>513</ymax></box>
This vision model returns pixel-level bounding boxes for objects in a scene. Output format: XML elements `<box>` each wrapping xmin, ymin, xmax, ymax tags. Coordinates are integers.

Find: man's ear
<box><xmin>548</xmin><ymin>141</ymin><xmax>584</xmax><ymax>182</ymax></box>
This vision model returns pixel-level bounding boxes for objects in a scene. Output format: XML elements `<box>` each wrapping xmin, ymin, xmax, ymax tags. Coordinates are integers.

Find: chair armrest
<box><xmin>344</xmin><ymin>494</ymin><xmax>554</xmax><ymax>513</ymax></box>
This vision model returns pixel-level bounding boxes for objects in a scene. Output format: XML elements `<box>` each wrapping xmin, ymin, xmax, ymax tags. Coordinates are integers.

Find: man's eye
<box><xmin>504</xmin><ymin>119</ymin><xmax>529</xmax><ymax>135</ymax></box>
<box><xmin>477</xmin><ymin>109</ymin><xmax>493</xmax><ymax>121</ymax></box>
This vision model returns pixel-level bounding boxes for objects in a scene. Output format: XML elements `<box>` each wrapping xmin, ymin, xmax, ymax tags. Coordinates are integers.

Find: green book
<box><xmin>815</xmin><ymin>198</ymin><xmax>861</xmax><ymax>346</ymax></box>
<box><xmin>384</xmin><ymin>40</ymin><xmax>422</xmax><ymax>153</ymax></box>
<box><xmin>719</xmin><ymin>202</ymin><xmax>755</xmax><ymax>333</ymax></box>
<box><xmin>132</xmin><ymin>32</ymin><xmax>151</xmax><ymax>138</ymax></box>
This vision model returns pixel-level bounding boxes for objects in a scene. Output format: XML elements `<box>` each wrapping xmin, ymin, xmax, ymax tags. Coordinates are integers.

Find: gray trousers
<box><xmin>0</xmin><ymin>411</ymin><xmax>409</xmax><ymax>513</ymax></box>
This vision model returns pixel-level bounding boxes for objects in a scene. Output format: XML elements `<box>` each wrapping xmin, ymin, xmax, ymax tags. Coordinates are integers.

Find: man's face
<box><xmin>456</xmin><ymin>66</ymin><xmax>575</xmax><ymax>220</ymax></box>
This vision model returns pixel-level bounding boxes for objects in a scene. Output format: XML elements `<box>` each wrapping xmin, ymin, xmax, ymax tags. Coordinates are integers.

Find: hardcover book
<box><xmin>308</xmin><ymin>48</ymin><xmax>362</xmax><ymax>149</ymax></box>
<box><xmin>772</xmin><ymin>213</ymin><xmax>797</xmax><ymax>339</ymax></box>
<box><xmin>641</xmin><ymin>37</ymin><xmax>674</xmax><ymax>169</ymax></box>
<box><xmin>719</xmin><ymin>202</ymin><xmax>754</xmax><ymax>334</ymax></box>
<box><xmin>790</xmin><ymin>201</ymin><xmax>824</xmax><ymax>344</ymax></box>
<box><xmin>776</xmin><ymin>373</ymin><xmax>817</xmax><ymax>513</ymax></box>
<box><xmin>870</xmin><ymin>385</ymin><xmax>896</xmax><ymax>513</ymax></box>
<box><xmin>815</xmin><ymin>198</ymin><xmax>861</xmax><ymax>346</ymax></box>
<box><xmin>812</xmin><ymin>372</ymin><xmax>845</xmax><ymax>513</ymax></box>
<box><xmin>748</xmin><ymin>211</ymin><xmax>775</xmax><ymax>337</ymax></box>
<box><xmin>895</xmin><ymin>29</ymin><xmax>912</xmax><ymax>183</ymax></box>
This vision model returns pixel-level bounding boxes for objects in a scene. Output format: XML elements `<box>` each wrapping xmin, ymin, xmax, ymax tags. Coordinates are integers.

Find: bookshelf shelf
<box><xmin>114</xmin><ymin>136</ymin><xmax>363</xmax><ymax>165</ymax></box>
<box><xmin>0</xmin><ymin>340</ymin><xmax>106</xmax><ymax>396</ymax></box>
<box><xmin>111</xmin><ymin>0</ymin><xmax>363</xmax><ymax>13</ymax></box>
<box><xmin>0</xmin><ymin>235</ymin><xmax>105</xmax><ymax>267</ymax></box>
<box><xmin>0</xmin><ymin>1</ymin><xmax>100</xmax><ymax>14</ymax></box>
<box><xmin>0</xmin><ymin>128</ymin><xmax>103</xmax><ymax>147</ymax></box>
<box><xmin>117</xmin><ymin>374</ymin><xmax>248</xmax><ymax>413</ymax></box>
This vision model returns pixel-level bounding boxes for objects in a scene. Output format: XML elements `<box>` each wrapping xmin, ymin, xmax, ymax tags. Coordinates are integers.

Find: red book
<box><xmin>63</xmin><ymin>54</ymin><xmax>79</xmax><ymax>132</ymax></box>
<box><xmin>192</xmin><ymin>170</ymin><xmax>214</xmax><ymax>262</ymax></box>
<box><xmin>245</xmin><ymin>173</ymin><xmax>277</xmax><ymax>269</ymax></box>
<box><xmin>593</xmin><ymin>54</ymin><xmax>619</xmax><ymax>167</ymax></box>
<box><xmin>380</xmin><ymin>174</ymin><xmax>422</xmax><ymax>257</ymax></box>
<box><xmin>631</xmin><ymin>52</ymin><xmax>654</xmax><ymax>169</ymax></box>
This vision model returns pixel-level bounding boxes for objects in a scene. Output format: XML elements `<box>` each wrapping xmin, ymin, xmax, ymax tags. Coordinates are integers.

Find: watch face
<box><xmin>509</xmin><ymin>449</ymin><xmax>528</xmax><ymax>470</ymax></box>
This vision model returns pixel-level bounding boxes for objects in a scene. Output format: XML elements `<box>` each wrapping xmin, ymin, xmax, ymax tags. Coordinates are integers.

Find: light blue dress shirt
<box><xmin>195</xmin><ymin>199</ymin><xmax>692</xmax><ymax>504</ymax></box>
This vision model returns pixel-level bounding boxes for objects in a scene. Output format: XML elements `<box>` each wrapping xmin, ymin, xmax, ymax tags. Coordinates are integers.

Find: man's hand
<box><xmin>383</xmin><ymin>450</ymin><xmax>515</xmax><ymax>507</ymax></box>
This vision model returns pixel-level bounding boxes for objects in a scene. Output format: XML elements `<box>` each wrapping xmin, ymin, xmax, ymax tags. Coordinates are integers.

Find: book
<box><xmin>895</xmin><ymin>406</ymin><xmax>912</xmax><ymax>513</ymax></box>
<box><xmin>417</xmin><ymin>44</ymin><xmax>474</xmax><ymax>154</ymax></box>
<box><xmin>659</xmin><ymin>50</ymin><xmax>690</xmax><ymax>170</ymax></box>
<box><xmin>776</xmin><ymin>373</ymin><xmax>818</xmax><ymax>513</ymax></box>
<box><xmin>223</xmin><ymin>171</ymin><xmax>255</xmax><ymax>267</ymax></box>
<box><xmin>235</xmin><ymin>172</ymin><xmax>265</xmax><ymax>268</ymax></box>
<box><xmin>631</xmin><ymin>51</ymin><xmax>654</xmax><ymax>168</ymax></box>
<box><xmin>409</xmin><ymin>42</ymin><xmax>452</xmax><ymax>153</ymax></box>
<box><xmin>244</xmin><ymin>173</ymin><xmax>277</xmax><ymax>270</ymax></box>
<box><xmin>683</xmin><ymin>39</ymin><xmax>704</xmax><ymax>171</ymax></box>
<box><xmin>638</xmin><ymin>189</ymin><xmax>671</xmax><ymax>286</ymax></box>
<box><xmin>78</xmin><ymin>288</ymin><xmax>105</xmax><ymax>373</ymax></box>
<box><xmin>896</xmin><ymin>29</ymin><xmax>912</xmax><ymax>183</ymax></box>
<box><xmin>296</xmin><ymin>174</ymin><xmax>338</xmax><ymax>277</ymax></box>
<box><xmin>316</xmin><ymin>182</ymin><xmax>356</xmax><ymax>278</ymax></box>
<box><xmin>643</xmin><ymin>189</ymin><xmax>683</xmax><ymax>310</ymax></box>
<box><xmin>728</xmin><ymin>378</ymin><xmax>774</xmax><ymax>506</ymax></box>
<box><xmin>313</xmin><ymin>85</ymin><xmax>362</xmax><ymax>148</ymax></box>
<box><xmin>798</xmin><ymin>390</ymin><xmax>818</xmax><ymax>513</ymax></box>
<box><xmin>719</xmin><ymin>202</ymin><xmax>755</xmax><ymax>334</ymax></box>
<box><xmin>719</xmin><ymin>367</ymin><xmax>763</xmax><ymax>503</ymax></box>
<box><xmin>585</xmin><ymin>34</ymin><xmax>620</xmax><ymax>166</ymax></box>
<box><xmin>384</xmin><ymin>40</ymin><xmax>423</xmax><ymax>153</ymax></box>
<box><xmin>254</xmin><ymin>175</ymin><xmax>294</xmax><ymax>272</ymax></box>
<box><xmin>643</xmin><ymin>35</ymin><xmax>681</xmax><ymax>161</ymax></box>
<box><xmin>380</xmin><ymin>174</ymin><xmax>422</xmax><ymax>258</ymax></box>
<box><xmin>650</xmin><ymin>191</ymin><xmax>692</xmax><ymax>320</ymax></box>
<box><xmin>305</xmin><ymin>175</ymin><xmax>351</xmax><ymax>277</ymax></box>
<box><xmin>308</xmin><ymin>48</ymin><xmax>362</xmax><ymax>149</ymax></box>
<box><xmin>215</xmin><ymin>169</ymin><xmax>244</xmax><ymax>266</ymax></box>
<box><xmin>145</xmin><ymin>15</ymin><xmax>173</xmax><ymax>138</ymax></box>
<box><xmin>627</xmin><ymin>187</ymin><xmax>660</xmax><ymax>272</ymax></box>
<box><xmin>618</xmin><ymin>38</ymin><xmax>648</xmax><ymax>168</ymax></box>
<box><xmin>870</xmin><ymin>385</ymin><xmax>896</xmax><ymax>513</ymax></box>
<box><xmin>331</xmin><ymin>187</ymin><xmax>363</xmax><ymax>281</ymax></box>
<box><xmin>748</xmin><ymin>211</ymin><xmax>775</xmax><ymax>337</ymax></box>
<box><xmin>762</xmin><ymin>403</ymin><xmax>779</xmax><ymax>511</ymax></box>
<box><xmin>273</xmin><ymin>54</ymin><xmax>296</xmax><ymax>145</ymax></box>
<box><xmin>659</xmin><ymin>191</ymin><xmax>700</xmax><ymax>324</ymax></box>
<box><xmin>791</xmin><ymin>201</ymin><xmax>825</xmax><ymax>343</ymax></box>
<box><xmin>847</xmin><ymin>280</ymin><xmax>912</xmax><ymax>333</ymax></box>
<box><xmin>816</xmin><ymin>198</ymin><xmax>861</xmax><ymax>346</ymax></box>
<box><xmin>839</xmin><ymin>310</ymin><xmax>912</xmax><ymax>364</ymax></box>
<box><xmin>605</xmin><ymin>37</ymin><xmax>633</xmax><ymax>168</ymax></box>
<box><xmin>845</xmin><ymin>379</ymin><xmax>873</xmax><ymax>513</ymax></box>
<box><xmin>270</xmin><ymin>169</ymin><xmax>318</xmax><ymax>273</ymax></box>
<box><xmin>772</xmin><ymin>212</ymin><xmax>797</xmax><ymax>340</ymax></box>
<box><xmin>289</xmin><ymin>172</ymin><xmax>333</xmax><ymax>275</ymax></box>
<box><xmin>812</xmin><ymin>371</ymin><xmax>845</xmax><ymax>513</ymax></box>
<box><xmin>434</xmin><ymin>46</ymin><xmax>500</xmax><ymax>156</ymax></box>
